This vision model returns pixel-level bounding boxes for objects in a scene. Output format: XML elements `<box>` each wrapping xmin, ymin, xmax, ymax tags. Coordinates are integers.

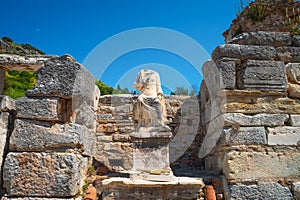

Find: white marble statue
<box><xmin>133</xmin><ymin>69</ymin><xmax>169</xmax><ymax>132</ymax></box>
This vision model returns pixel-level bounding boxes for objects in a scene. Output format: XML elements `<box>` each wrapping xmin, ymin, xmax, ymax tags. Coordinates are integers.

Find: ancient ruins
<box><xmin>0</xmin><ymin>1</ymin><xmax>300</xmax><ymax>199</ymax></box>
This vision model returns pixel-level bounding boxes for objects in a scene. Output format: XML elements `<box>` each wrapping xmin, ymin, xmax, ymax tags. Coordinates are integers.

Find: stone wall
<box><xmin>0</xmin><ymin>55</ymin><xmax>100</xmax><ymax>199</ymax></box>
<box><xmin>201</xmin><ymin>31</ymin><xmax>300</xmax><ymax>199</ymax></box>
<box><xmin>95</xmin><ymin>94</ymin><xmax>203</xmax><ymax>171</ymax></box>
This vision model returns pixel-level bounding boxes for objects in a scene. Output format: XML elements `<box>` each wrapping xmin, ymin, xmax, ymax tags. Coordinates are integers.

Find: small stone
<box><xmin>290</xmin><ymin>115</ymin><xmax>300</xmax><ymax>126</ymax></box>
<box><xmin>292</xmin><ymin>35</ymin><xmax>300</xmax><ymax>47</ymax></box>
<box><xmin>0</xmin><ymin>95</ymin><xmax>15</xmax><ymax>112</ymax></box>
<box><xmin>292</xmin><ymin>182</ymin><xmax>300</xmax><ymax>200</ymax></box>
<box><xmin>277</xmin><ymin>46</ymin><xmax>300</xmax><ymax>62</ymax></box>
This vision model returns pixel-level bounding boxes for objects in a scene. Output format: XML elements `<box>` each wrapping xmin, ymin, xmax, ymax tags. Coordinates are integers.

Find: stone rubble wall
<box><xmin>201</xmin><ymin>31</ymin><xmax>300</xmax><ymax>199</ymax></box>
<box><xmin>0</xmin><ymin>55</ymin><xmax>100</xmax><ymax>199</ymax></box>
<box><xmin>95</xmin><ymin>94</ymin><xmax>203</xmax><ymax>171</ymax></box>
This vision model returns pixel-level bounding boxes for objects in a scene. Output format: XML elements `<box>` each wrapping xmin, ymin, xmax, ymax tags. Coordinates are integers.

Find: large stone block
<box><xmin>277</xmin><ymin>47</ymin><xmax>300</xmax><ymax>62</ymax></box>
<box><xmin>239</xmin><ymin>60</ymin><xmax>287</xmax><ymax>91</ymax></box>
<box><xmin>229</xmin><ymin>183</ymin><xmax>293</xmax><ymax>200</ymax></box>
<box><xmin>3</xmin><ymin>152</ymin><xmax>87</xmax><ymax>197</ymax></box>
<box><xmin>221</xmin><ymin>97</ymin><xmax>300</xmax><ymax>114</ymax></box>
<box><xmin>224</xmin><ymin>149</ymin><xmax>300</xmax><ymax>180</ymax></box>
<box><xmin>217</xmin><ymin>113</ymin><xmax>289</xmax><ymax>127</ymax></box>
<box><xmin>16</xmin><ymin>97</ymin><xmax>67</xmax><ymax>122</ymax></box>
<box><xmin>0</xmin><ymin>96</ymin><xmax>15</xmax><ymax>112</ymax></box>
<box><xmin>229</xmin><ymin>31</ymin><xmax>292</xmax><ymax>47</ymax></box>
<box><xmin>221</xmin><ymin>127</ymin><xmax>266</xmax><ymax>145</ymax></box>
<box><xmin>26</xmin><ymin>55</ymin><xmax>100</xmax><ymax>119</ymax></box>
<box><xmin>10</xmin><ymin>119</ymin><xmax>94</xmax><ymax>156</ymax></box>
<box><xmin>94</xmin><ymin>142</ymin><xmax>133</xmax><ymax>170</ymax></box>
<box><xmin>212</xmin><ymin>44</ymin><xmax>276</xmax><ymax>61</ymax></box>
<box><xmin>267</xmin><ymin>127</ymin><xmax>300</xmax><ymax>145</ymax></box>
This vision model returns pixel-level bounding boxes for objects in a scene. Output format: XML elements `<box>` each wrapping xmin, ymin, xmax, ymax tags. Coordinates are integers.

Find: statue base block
<box><xmin>130</xmin><ymin>130</ymin><xmax>173</xmax><ymax>182</ymax></box>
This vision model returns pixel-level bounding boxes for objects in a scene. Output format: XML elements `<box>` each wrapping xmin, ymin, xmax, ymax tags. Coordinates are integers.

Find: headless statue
<box><xmin>133</xmin><ymin>69</ymin><xmax>170</xmax><ymax>132</ymax></box>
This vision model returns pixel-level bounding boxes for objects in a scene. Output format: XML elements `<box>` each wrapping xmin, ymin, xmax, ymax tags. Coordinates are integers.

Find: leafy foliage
<box><xmin>285</xmin><ymin>7</ymin><xmax>300</xmax><ymax>34</ymax></box>
<box><xmin>96</xmin><ymin>80</ymin><xmax>114</xmax><ymax>95</ymax></box>
<box><xmin>3</xmin><ymin>71</ymin><xmax>36</xmax><ymax>99</ymax></box>
<box><xmin>171</xmin><ymin>86</ymin><xmax>196</xmax><ymax>96</ymax></box>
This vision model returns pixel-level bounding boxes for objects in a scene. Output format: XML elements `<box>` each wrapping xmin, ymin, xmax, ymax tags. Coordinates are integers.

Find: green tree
<box><xmin>3</xmin><ymin>71</ymin><xmax>36</xmax><ymax>99</ymax></box>
<box><xmin>96</xmin><ymin>80</ymin><xmax>114</xmax><ymax>95</ymax></box>
<box><xmin>173</xmin><ymin>86</ymin><xmax>189</xmax><ymax>96</ymax></box>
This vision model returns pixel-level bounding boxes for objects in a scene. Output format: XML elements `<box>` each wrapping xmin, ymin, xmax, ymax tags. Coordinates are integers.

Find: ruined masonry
<box><xmin>0</xmin><ymin>14</ymin><xmax>300</xmax><ymax>200</ymax></box>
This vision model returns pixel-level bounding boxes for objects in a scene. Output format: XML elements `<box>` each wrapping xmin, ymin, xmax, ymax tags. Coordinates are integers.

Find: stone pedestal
<box><xmin>130</xmin><ymin>130</ymin><xmax>173</xmax><ymax>182</ymax></box>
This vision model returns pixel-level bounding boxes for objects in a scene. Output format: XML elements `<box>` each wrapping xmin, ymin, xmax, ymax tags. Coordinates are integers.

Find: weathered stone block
<box><xmin>113</xmin><ymin>134</ymin><xmax>130</xmax><ymax>142</ymax></box>
<box><xmin>10</xmin><ymin>119</ymin><xmax>94</xmax><ymax>156</ymax></box>
<box><xmin>99</xmin><ymin>94</ymin><xmax>136</xmax><ymax>105</ymax></box>
<box><xmin>202</xmin><ymin>60</ymin><xmax>236</xmax><ymax>97</ymax></box>
<box><xmin>286</xmin><ymin>63</ymin><xmax>300</xmax><ymax>84</ymax></box>
<box><xmin>216</xmin><ymin>113</ymin><xmax>289</xmax><ymax>127</ymax></box>
<box><xmin>3</xmin><ymin>152</ymin><xmax>87</xmax><ymax>197</ymax></box>
<box><xmin>0</xmin><ymin>96</ymin><xmax>15</xmax><ymax>112</ymax></box>
<box><xmin>292</xmin><ymin>35</ymin><xmax>300</xmax><ymax>47</ymax></box>
<box><xmin>287</xmin><ymin>83</ymin><xmax>300</xmax><ymax>98</ymax></box>
<box><xmin>229</xmin><ymin>183</ymin><xmax>293</xmax><ymax>200</ymax></box>
<box><xmin>228</xmin><ymin>31</ymin><xmax>292</xmax><ymax>47</ymax></box>
<box><xmin>221</xmin><ymin>127</ymin><xmax>266</xmax><ymax>145</ymax></box>
<box><xmin>97</xmin><ymin>135</ymin><xmax>113</xmax><ymax>142</ymax></box>
<box><xmin>72</xmin><ymin>101</ymin><xmax>97</xmax><ymax>130</ymax></box>
<box><xmin>290</xmin><ymin>114</ymin><xmax>300</xmax><ymax>126</ymax></box>
<box><xmin>267</xmin><ymin>127</ymin><xmax>300</xmax><ymax>145</ymax></box>
<box><xmin>221</xmin><ymin>97</ymin><xmax>300</xmax><ymax>114</ymax></box>
<box><xmin>16</xmin><ymin>97</ymin><xmax>67</xmax><ymax>121</ymax></box>
<box><xmin>102</xmin><ymin>177</ymin><xmax>205</xmax><ymax>200</ymax></box>
<box><xmin>94</xmin><ymin>142</ymin><xmax>132</xmax><ymax>170</ymax></box>
<box><xmin>96</xmin><ymin>123</ymin><xmax>118</xmax><ymax>133</ymax></box>
<box><xmin>292</xmin><ymin>182</ymin><xmax>300</xmax><ymax>200</ymax></box>
<box><xmin>239</xmin><ymin>60</ymin><xmax>286</xmax><ymax>91</ymax></box>
<box><xmin>26</xmin><ymin>55</ymin><xmax>99</xmax><ymax>120</ymax></box>
<box><xmin>277</xmin><ymin>47</ymin><xmax>300</xmax><ymax>62</ymax></box>
<box><xmin>212</xmin><ymin>44</ymin><xmax>276</xmax><ymax>61</ymax></box>
<box><xmin>0</xmin><ymin>112</ymin><xmax>9</xmax><ymax>185</ymax></box>
<box><xmin>27</xmin><ymin>55</ymin><xmax>95</xmax><ymax>98</ymax></box>
<box><xmin>224</xmin><ymin>150</ymin><xmax>300</xmax><ymax>180</ymax></box>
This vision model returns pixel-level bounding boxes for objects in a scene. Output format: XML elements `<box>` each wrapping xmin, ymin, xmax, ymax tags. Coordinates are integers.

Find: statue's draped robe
<box><xmin>133</xmin><ymin>69</ymin><xmax>165</xmax><ymax>128</ymax></box>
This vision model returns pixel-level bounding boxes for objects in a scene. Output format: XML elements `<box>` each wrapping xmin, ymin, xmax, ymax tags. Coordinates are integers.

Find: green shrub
<box><xmin>3</xmin><ymin>71</ymin><xmax>36</xmax><ymax>99</ymax></box>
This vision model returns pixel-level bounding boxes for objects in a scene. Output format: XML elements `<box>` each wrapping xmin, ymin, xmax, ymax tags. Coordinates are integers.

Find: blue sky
<box><xmin>0</xmin><ymin>0</ymin><xmax>248</xmax><ymax>94</ymax></box>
